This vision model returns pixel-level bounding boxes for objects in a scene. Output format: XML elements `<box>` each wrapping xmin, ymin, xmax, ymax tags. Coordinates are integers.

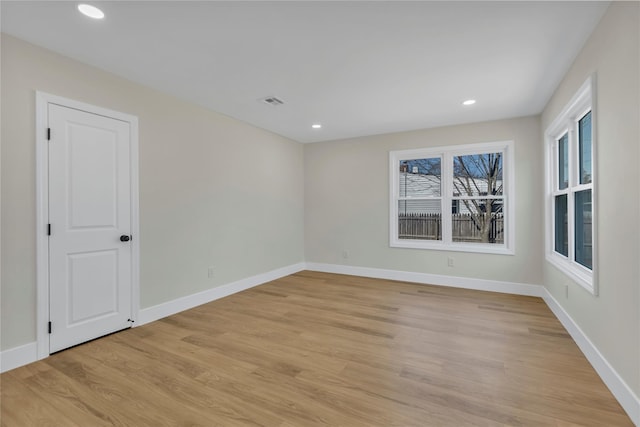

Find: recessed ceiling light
<box><xmin>78</xmin><ymin>4</ymin><xmax>105</xmax><ymax>19</ymax></box>
<box><xmin>312</xmin><ymin>124</ymin><xmax>322</xmax><ymax>129</ymax></box>
<box><xmin>463</xmin><ymin>99</ymin><xmax>476</xmax><ymax>106</ymax></box>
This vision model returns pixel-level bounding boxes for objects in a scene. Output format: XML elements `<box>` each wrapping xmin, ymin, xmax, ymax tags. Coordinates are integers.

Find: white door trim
<box><xmin>35</xmin><ymin>92</ymin><xmax>140</xmax><ymax>360</ymax></box>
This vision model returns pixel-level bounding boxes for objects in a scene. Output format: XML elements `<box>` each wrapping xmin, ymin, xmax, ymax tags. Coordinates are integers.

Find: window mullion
<box><xmin>553</xmin><ymin>139</ymin><xmax>559</xmax><ymax>191</ymax></box>
<box><xmin>568</xmin><ymin>125</ymin><xmax>577</xmax><ymax>264</ymax></box>
<box><xmin>391</xmin><ymin>153</ymin><xmax>399</xmax><ymax>243</ymax></box>
<box><xmin>567</xmin><ymin>188</ymin><xmax>576</xmax><ymax>263</ymax></box>
<box><xmin>569</xmin><ymin>126</ymin><xmax>578</xmax><ymax>188</ymax></box>
<box><xmin>573</xmin><ymin>183</ymin><xmax>593</xmax><ymax>193</ymax></box>
<box><xmin>442</xmin><ymin>152</ymin><xmax>452</xmax><ymax>245</ymax></box>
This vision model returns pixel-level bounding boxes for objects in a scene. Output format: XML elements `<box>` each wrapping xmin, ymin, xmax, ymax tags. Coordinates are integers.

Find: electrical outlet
<box><xmin>342</xmin><ymin>250</ymin><xmax>349</xmax><ymax>259</ymax></box>
<box><xmin>447</xmin><ymin>257</ymin><xmax>454</xmax><ymax>267</ymax></box>
<box><xmin>208</xmin><ymin>266</ymin><xmax>215</xmax><ymax>279</ymax></box>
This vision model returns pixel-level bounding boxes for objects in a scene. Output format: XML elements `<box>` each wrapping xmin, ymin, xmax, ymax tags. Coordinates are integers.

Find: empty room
<box><xmin>1</xmin><ymin>1</ymin><xmax>638</xmax><ymax>426</ymax></box>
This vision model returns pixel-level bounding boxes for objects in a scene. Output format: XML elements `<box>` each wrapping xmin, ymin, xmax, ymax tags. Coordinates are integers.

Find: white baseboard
<box><xmin>542</xmin><ymin>289</ymin><xmax>640</xmax><ymax>426</ymax></box>
<box><xmin>305</xmin><ymin>262</ymin><xmax>544</xmax><ymax>297</ymax></box>
<box><xmin>0</xmin><ymin>262</ymin><xmax>305</xmax><ymax>374</ymax></box>
<box><xmin>138</xmin><ymin>262</ymin><xmax>306</xmax><ymax>326</ymax></box>
<box><xmin>0</xmin><ymin>341</ymin><xmax>37</xmax><ymax>374</ymax></box>
<box><xmin>2</xmin><ymin>261</ymin><xmax>637</xmax><ymax>427</ymax></box>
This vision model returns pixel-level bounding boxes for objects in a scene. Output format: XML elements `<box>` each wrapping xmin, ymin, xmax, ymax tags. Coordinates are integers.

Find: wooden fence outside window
<box><xmin>398</xmin><ymin>213</ymin><xmax>505</xmax><ymax>243</ymax></box>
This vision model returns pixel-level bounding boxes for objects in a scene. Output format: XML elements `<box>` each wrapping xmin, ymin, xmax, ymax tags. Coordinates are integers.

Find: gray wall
<box><xmin>541</xmin><ymin>2</ymin><xmax>639</xmax><ymax>396</ymax></box>
<box><xmin>1</xmin><ymin>35</ymin><xmax>305</xmax><ymax>350</ymax></box>
<box><xmin>304</xmin><ymin>116</ymin><xmax>543</xmax><ymax>286</ymax></box>
<box><xmin>303</xmin><ymin>3</ymin><xmax>639</xmax><ymax>400</ymax></box>
<box><xmin>2</xmin><ymin>2</ymin><xmax>638</xmax><ymax>405</ymax></box>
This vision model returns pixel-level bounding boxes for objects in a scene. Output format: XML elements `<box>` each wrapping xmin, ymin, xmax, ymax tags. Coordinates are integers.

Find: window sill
<box><xmin>391</xmin><ymin>240</ymin><xmax>515</xmax><ymax>255</ymax></box>
<box><xmin>546</xmin><ymin>252</ymin><xmax>596</xmax><ymax>295</ymax></box>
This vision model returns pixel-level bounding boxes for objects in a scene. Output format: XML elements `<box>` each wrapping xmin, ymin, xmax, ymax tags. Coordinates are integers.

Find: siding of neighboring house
<box><xmin>398</xmin><ymin>172</ymin><xmax>503</xmax><ymax>215</ymax></box>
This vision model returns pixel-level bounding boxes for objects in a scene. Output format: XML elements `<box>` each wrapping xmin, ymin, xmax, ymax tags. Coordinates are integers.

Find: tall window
<box><xmin>390</xmin><ymin>141</ymin><xmax>514</xmax><ymax>255</ymax></box>
<box><xmin>545</xmin><ymin>76</ymin><xmax>596</xmax><ymax>294</ymax></box>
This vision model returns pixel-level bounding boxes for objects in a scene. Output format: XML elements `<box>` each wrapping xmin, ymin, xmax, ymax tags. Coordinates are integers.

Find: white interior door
<box><xmin>48</xmin><ymin>103</ymin><xmax>134</xmax><ymax>353</ymax></box>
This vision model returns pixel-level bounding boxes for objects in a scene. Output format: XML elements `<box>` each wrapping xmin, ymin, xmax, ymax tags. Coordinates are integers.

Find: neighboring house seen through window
<box><xmin>390</xmin><ymin>141</ymin><xmax>515</xmax><ymax>254</ymax></box>
<box><xmin>545</xmin><ymin>76</ymin><xmax>596</xmax><ymax>294</ymax></box>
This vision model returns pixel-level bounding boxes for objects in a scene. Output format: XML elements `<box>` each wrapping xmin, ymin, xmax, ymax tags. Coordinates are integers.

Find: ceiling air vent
<box><xmin>261</xmin><ymin>96</ymin><xmax>285</xmax><ymax>106</ymax></box>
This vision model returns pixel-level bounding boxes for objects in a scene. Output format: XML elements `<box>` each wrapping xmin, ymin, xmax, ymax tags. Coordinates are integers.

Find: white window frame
<box><xmin>544</xmin><ymin>76</ymin><xmax>597</xmax><ymax>295</ymax></box>
<box><xmin>390</xmin><ymin>140</ymin><xmax>515</xmax><ymax>255</ymax></box>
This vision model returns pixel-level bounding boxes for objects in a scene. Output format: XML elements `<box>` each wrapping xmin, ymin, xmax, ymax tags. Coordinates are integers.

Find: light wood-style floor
<box><xmin>1</xmin><ymin>271</ymin><xmax>632</xmax><ymax>426</ymax></box>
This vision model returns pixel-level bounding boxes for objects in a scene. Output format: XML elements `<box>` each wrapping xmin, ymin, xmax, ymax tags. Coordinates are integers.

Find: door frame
<box><xmin>35</xmin><ymin>92</ymin><xmax>140</xmax><ymax>360</ymax></box>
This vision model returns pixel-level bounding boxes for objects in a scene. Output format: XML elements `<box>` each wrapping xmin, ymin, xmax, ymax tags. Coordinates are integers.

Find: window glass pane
<box><xmin>558</xmin><ymin>133</ymin><xmax>569</xmax><ymax>190</ymax></box>
<box><xmin>575</xmin><ymin>190</ymin><xmax>593</xmax><ymax>269</ymax></box>
<box><xmin>451</xmin><ymin>199</ymin><xmax>504</xmax><ymax>244</ymax></box>
<box><xmin>554</xmin><ymin>194</ymin><xmax>568</xmax><ymax>257</ymax></box>
<box><xmin>399</xmin><ymin>158</ymin><xmax>441</xmax><ymax>197</ymax></box>
<box><xmin>453</xmin><ymin>153</ymin><xmax>503</xmax><ymax>197</ymax></box>
<box><xmin>579</xmin><ymin>111</ymin><xmax>592</xmax><ymax>184</ymax></box>
<box><xmin>398</xmin><ymin>200</ymin><xmax>441</xmax><ymax>240</ymax></box>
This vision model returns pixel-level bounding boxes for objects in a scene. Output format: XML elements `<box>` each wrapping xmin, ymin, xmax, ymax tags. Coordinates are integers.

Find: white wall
<box><xmin>0</xmin><ymin>34</ymin><xmax>305</xmax><ymax>351</ymax></box>
<box><xmin>304</xmin><ymin>116</ymin><xmax>543</xmax><ymax>287</ymax></box>
<box><xmin>541</xmin><ymin>2</ymin><xmax>639</xmax><ymax>398</ymax></box>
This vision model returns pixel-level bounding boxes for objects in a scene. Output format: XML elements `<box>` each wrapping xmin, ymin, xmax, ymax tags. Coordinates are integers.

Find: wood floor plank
<box><xmin>1</xmin><ymin>372</ymin><xmax>83</xmax><ymax>427</ymax></box>
<box><xmin>1</xmin><ymin>271</ymin><xmax>633</xmax><ymax>426</ymax></box>
<box><xmin>66</xmin><ymin>334</ymin><xmax>278</xmax><ymax>426</ymax></box>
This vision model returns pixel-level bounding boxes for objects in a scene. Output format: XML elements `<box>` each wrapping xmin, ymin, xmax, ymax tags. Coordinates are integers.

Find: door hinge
<box><xmin>47</xmin><ymin>128</ymin><xmax>51</xmax><ymax>141</ymax></box>
<box><xmin>48</xmin><ymin>322</ymin><xmax>52</xmax><ymax>334</ymax></box>
<box><xmin>47</xmin><ymin>224</ymin><xmax>51</xmax><ymax>236</ymax></box>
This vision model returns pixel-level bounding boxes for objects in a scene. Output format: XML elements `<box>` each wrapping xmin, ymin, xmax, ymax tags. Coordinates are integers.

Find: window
<box><xmin>390</xmin><ymin>141</ymin><xmax>514</xmax><ymax>254</ymax></box>
<box><xmin>545</xmin><ymin>76</ymin><xmax>596</xmax><ymax>294</ymax></box>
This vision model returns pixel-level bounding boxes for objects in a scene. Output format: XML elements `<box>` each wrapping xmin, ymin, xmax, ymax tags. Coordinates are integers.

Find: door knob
<box><xmin>120</xmin><ymin>235</ymin><xmax>131</xmax><ymax>242</ymax></box>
